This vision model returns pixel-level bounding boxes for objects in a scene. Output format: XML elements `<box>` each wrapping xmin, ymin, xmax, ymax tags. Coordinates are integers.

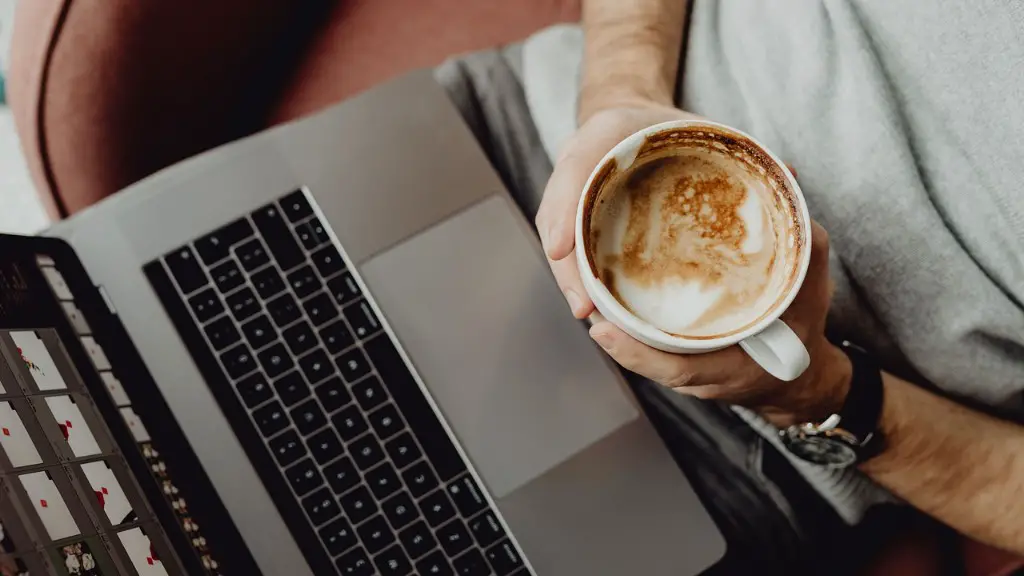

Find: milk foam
<box><xmin>590</xmin><ymin>148</ymin><xmax>794</xmax><ymax>338</ymax></box>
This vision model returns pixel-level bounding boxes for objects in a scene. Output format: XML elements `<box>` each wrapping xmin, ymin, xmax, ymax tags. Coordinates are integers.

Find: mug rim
<box><xmin>574</xmin><ymin>119</ymin><xmax>813</xmax><ymax>351</ymax></box>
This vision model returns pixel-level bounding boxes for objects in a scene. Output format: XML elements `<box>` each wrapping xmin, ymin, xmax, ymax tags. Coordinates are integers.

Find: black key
<box><xmin>303</xmin><ymin>487</ymin><xmax>342</xmax><ymax>526</ymax></box>
<box><xmin>251</xmin><ymin>266</ymin><xmax>286</xmax><ymax>299</ymax></box>
<box><xmin>366</xmin><ymin>334</ymin><xmax>466</xmax><ymax>482</ymax></box>
<box><xmin>226</xmin><ymin>286</ymin><xmax>261</xmax><ymax>322</ymax></box>
<box><xmin>320</xmin><ymin>319</ymin><xmax>355</xmax><ymax>354</ymax></box>
<box><xmin>437</xmin><ymin>519</ymin><xmax>473</xmax><ymax>557</ymax></box>
<box><xmin>416</xmin><ymin>550</ymin><xmax>454</xmax><ymax>576</ymax></box>
<box><xmin>510</xmin><ymin>570</ymin><xmax>529</xmax><ymax>576</ymax></box>
<box><xmin>252</xmin><ymin>203</ymin><xmax>304</xmax><ymax>271</ymax></box>
<box><xmin>368</xmin><ymin>403</ymin><xmax>404</xmax><ymax>440</ymax></box>
<box><xmin>336</xmin><ymin>547</ymin><xmax>374</xmax><ymax>576</ymax></box>
<box><xmin>402</xmin><ymin>460</ymin><xmax>438</xmax><ymax>498</ymax></box>
<box><xmin>486</xmin><ymin>540</ymin><xmax>524</xmax><ymax>575</ymax></box>
<box><xmin>165</xmin><ymin>246</ymin><xmax>209</xmax><ymax>294</ymax></box>
<box><xmin>257</xmin><ymin>342</ymin><xmax>294</xmax><ymax>378</ymax></box>
<box><xmin>220</xmin><ymin>343</ymin><xmax>256</xmax><ymax>380</ymax></box>
<box><xmin>235</xmin><ymin>238</ymin><xmax>270</xmax><ymax>271</ymax></box>
<box><xmin>453</xmin><ymin>549</ymin><xmax>490</xmax><ymax>576</ymax></box>
<box><xmin>350</xmin><ymin>434</ymin><xmax>385</xmax><ymax>470</ymax></box>
<box><xmin>252</xmin><ymin>400</ymin><xmax>289</xmax><ymax>437</ymax></box>
<box><xmin>285</xmin><ymin>458</ymin><xmax>323</xmax><ymax>496</ymax></box>
<box><xmin>269</xmin><ymin>429</ymin><xmax>306</xmax><ymax>467</ymax></box>
<box><xmin>273</xmin><ymin>371</ymin><xmax>310</xmax><ymax>406</ymax></box>
<box><xmin>209</xmin><ymin>259</ymin><xmax>244</xmax><ymax>293</ymax></box>
<box><xmin>352</xmin><ymin>375</ymin><xmax>387</xmax><ymax>411</ymax></box>
<box><xmin>366</xmin><ymin>462</ymin><xmax>401</xmax><ymax>500</ymax></box>
<box><xmin>447</xmin><ymin>475</ymin><xmax>487</xmax><ymax>518</ymax></box>
<box><xmin>287</xmin><ymin>265</ymin><xmax>322</xmax><ymax>299</ymax></box>
<box><xmin>375</xmin><ymin>543</ymin><xmax>412</xmax><ymax>576</ymax></box>
<box><xmin>195</xmin><ymin>218</ymin><xmax>254</xmax><ymax>265</ymax></box>
<box><xmin>332</xmin><ymin>405</ymin><xmax>369</xmax><ymax>441</ymax></box>
<box><xmin>282</xmin><ymin>320</ymin><xmax>317</xmax><ymax>356</ymax></box>
<box><xmin>320</xmin><ymin>517</ymin><xmax>357</xmax><ymax>557</ymax></box>
<box><xmin>299</xmin><ymin>348</ymin><xmax>333</xmax><ymax>385</ymax></box>
<box><xmin>419</xmin><ymin>490</ymin><xmax>456</xmax><ymax>528</ymax></box>
<box><xmin>236</xmin><ymin>372</ymin><xmax>273</xmax><ymax>408</ymax></box>
<box><xmin>328</xmin><ymin>272</ymin><xmax>362</xmax><ymax>306</ymax></box>
<box><xmin>291</xmin><ymin>398</ymin><xmax>327</xmax><ymax>436</ymax></box>
<box><xmin>281</xmin><ymin>189</ymin><xmax>314</xmax><ymax>222</ymax></box>
<box><xmin>311</xmin><ymin>245</ymin><xmax>345</xmax><ymax>277</ymax></box>
<box><xmin>339</xmin><ymin>486</ymin><xmax>377</xmax><ymax>524</ymax></box>
<box><xmin>315</xmin><ymin>377</ymin><xmax>352</xmax><ymax>412</ymax></box>
<box><xmin>307</xmin><ymin>428</ymin><xmax>344</xmax><ymax>465</ymax></box>
<box><xmin>385</xmin><ymin>432</ymin><xmax>422</xmax><ymax>470</ymax></box>
<box><xmin>204</xmin><ymin>315</ymin><xmax>240</xmax><ymax>351</ymax></box>
<box><xmin>400</xmin><ymin>521</ymin><xmax>437</xmax><ymax>560</ymax></box>
<box><xmin>296</xmin><ymin>217</ymin><xmax>330</xmax><ymax>250</ymax></box>
<box><xmin>188</xmin><ymin>288</ymin><xmax>224</xmax><ymax>323</ymax></box>
<box><xmin>241</xmin><ymin>314</ymin><xmax>277</xmax><ymax>350</ymax></box>
<box><xmin>336</xmin><ymin>347</ymin><xmax>372</xmax><ymax>383</ymax></box>
<box><xmin>468</xmin><ymin>511</ymin><xmax>504</xmax><ymax>548</ymax></box>
<box><xmin>267</xmin><ymin>293</ymin><xmax>301</xmax><ymax>327</ymax></box>
<box><xmin>303</xmin><ymin>292</ymin><xmax>339</xmax><ymax>327</ymax></box>
<box><xmin>357</xmin><ymin>514</ymin><xmax>395</xmax><ymax>555</ymax></box>
<box><xmin>381</xmin><ymin>491</ymin><xmax>419</xmax><ymax>530</ymax></box>
<box><xmin>344</xmin><ymin>300</ymin><xmax>382</xmax><ymax>340</ymax></box>
<box><xmin>324</xmin><ymin>457</ymin><xmax>360</xmax><ymax>495</ymax></box>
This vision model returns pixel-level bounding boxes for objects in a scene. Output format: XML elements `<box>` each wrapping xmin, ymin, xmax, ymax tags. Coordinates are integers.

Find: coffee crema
<box><xmin>584</xmin><ymin>127</ymin><xmax>804</xmax><ymax>339</ymax></box>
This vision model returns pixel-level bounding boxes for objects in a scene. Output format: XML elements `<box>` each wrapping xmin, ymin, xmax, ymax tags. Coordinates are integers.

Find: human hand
<box><xmin>536</xmin><ymin>103</ymin><xmax>852</xmax><ymax>426</ymax></box>
<box><xmin>535</xmin><ymin>101</ymin><xmax>705</xmax><ymax>320</ymax></box>
<box><xmin>589</xmin><ymin>220</ymin><xmax>852</xmax><ymax>427</ymax></box>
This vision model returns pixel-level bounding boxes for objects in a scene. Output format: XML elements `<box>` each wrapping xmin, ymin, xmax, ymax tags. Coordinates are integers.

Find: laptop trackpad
<box><xmin>359</xmin><ymin>196</ymin><xmax>638</xmax><ymax>498</ymax></box>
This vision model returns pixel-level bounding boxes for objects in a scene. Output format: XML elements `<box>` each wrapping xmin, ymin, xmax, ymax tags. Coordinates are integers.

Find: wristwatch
<box><xmin>780</xmin><ymin>340</ymin><xmax>885</xmax><ymax>468</ymax></box>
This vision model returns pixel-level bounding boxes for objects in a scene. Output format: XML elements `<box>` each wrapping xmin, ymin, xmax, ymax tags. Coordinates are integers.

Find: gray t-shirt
<box><xmin>523</xmin><ymin>0</ymin><xmax>1024</xmax><ymax>521</ymax></box>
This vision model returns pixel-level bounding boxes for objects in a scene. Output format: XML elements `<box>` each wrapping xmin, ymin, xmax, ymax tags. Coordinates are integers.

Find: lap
<box><xmin>435</xmin><ymin>47</ymin><xmax>854</xmax><ymax>574</ymax></box>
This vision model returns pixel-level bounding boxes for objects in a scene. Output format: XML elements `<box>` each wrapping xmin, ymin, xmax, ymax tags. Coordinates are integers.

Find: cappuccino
<box><xmin>584</xmin><ymin>127</ymin><xmax>803</xmax><ymax>339</ymax></box>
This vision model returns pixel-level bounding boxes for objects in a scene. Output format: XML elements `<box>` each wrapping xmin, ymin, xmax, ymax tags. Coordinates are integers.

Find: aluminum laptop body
<box><xmin>45</xmin><ymin>70</ymin><xmax>725</xmax><ymax>575</ymax></box>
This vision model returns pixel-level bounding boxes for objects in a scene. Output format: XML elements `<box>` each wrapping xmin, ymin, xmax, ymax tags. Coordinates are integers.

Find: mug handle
<box><xmin>738</xmin><ymin>320</ymin><xmax>810</xmax><ymax>381</ymax></box>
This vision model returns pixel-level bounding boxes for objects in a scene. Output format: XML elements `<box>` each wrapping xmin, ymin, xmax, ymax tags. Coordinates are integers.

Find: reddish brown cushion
<box><xmin>9</xmin><ymin>0</ymin><xmax>579</xmax><ymax>219</ymax></box>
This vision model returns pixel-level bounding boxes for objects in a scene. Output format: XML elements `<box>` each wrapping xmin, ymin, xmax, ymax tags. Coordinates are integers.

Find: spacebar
<box><xmin>364</xmin><ymin>333</ymin><xmax>467</xmax><ymax>482</ymax></box>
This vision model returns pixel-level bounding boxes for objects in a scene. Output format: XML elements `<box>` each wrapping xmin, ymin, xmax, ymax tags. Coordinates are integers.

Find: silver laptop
<box><xmin>45</xmin><ymin>70</ymin><xmax>725</xmax><ymax>575</ymax></box>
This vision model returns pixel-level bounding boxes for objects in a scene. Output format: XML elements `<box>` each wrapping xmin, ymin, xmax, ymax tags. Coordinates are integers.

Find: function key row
<box><xmin>164</xmin><ymin>190</ymin><xmax>342</xmax><ymax>297</ymax></box>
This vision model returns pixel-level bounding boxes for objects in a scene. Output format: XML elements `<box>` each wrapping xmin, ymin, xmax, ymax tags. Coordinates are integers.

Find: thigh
<box><xmin>435</xmin><ymin>48</ymin><xmax>845</xmax><ymax>574</ymax></box>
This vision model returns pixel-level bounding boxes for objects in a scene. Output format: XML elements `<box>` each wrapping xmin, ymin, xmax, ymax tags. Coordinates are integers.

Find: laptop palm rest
<box><xmin>359</xmin><ymin>195</ymin><xmax>638</xmax><ymax>498</ymax></box>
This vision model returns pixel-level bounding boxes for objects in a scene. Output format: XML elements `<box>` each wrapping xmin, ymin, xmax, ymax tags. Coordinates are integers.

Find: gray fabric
<box><xmin>521</xmin><ymin>0</ymin><xmax>1024</xmax><ymax>523</ymax></box>
<box><xmin>435</xmin><ymin>49</ymin><xmax>859</xmax><ymax>573</ymax></box>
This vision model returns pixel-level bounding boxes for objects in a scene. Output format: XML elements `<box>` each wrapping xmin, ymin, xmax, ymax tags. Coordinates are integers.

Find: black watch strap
<box><xmin>835</xmin><ymin>340</ymin><xmax>885</xmax><ymax>451</ymax></box>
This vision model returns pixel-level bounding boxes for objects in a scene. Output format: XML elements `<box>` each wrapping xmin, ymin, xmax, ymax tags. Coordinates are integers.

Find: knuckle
<box><xmin>811</xmin><ymin>222</ymin><xmax>830</xmax><ymax>251</ymax></box>
<box><xmin>664</xmin><ymin>370</ymin><xmax>696</xmax><ymax>389</ymax></box>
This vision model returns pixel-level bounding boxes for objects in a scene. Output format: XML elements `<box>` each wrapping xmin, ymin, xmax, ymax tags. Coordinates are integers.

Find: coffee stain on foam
<box><xmin>584</xmin><ymin>126</ymin><xmax>803</xmax><ymax>340</ymax></box>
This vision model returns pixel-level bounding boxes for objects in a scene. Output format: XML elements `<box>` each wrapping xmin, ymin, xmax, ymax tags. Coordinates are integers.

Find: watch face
<box><xmin>783</xmin><ymin>434</ymin><xmax>858</xmax><ymax>468</ymax></box>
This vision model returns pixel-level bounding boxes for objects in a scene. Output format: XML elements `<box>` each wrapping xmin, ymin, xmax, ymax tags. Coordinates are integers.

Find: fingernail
<box><xmin>591</xmin><ymin>331</ymin><xmax>612</xmax><ymax>350</ymax></box>
<box><xmin>564</xmin><ymin>289</ymin><xmax>582</xmax><ymax>314</ymax></box>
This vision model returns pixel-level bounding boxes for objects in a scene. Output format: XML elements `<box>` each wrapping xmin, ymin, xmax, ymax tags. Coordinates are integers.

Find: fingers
<box><xmin>589</xmin><ymin>321</ymin><xmax>754</xmax><ymax>388</ymax></box>
<box><xmin>550</xmin><ymin>252</ymin><xmax>595</xmax><ymax>318</ymax></box>
<box><xmin>535</xmin><ymin>143</ymin><xmax>596</xmax><ymax>261</ymax></box>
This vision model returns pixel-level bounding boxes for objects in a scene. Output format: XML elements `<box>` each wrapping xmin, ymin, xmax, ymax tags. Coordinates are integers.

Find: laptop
<box><xmin>5</xmin><ymin>69</ymin><xmax>724</xmax><ymax>575</ymax></box>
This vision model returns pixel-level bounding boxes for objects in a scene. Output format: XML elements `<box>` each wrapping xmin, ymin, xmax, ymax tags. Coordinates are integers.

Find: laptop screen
<box><xmin>0</xmin><ymin>235</ymin><xmax>257</xmax><ymax>575</ymax></box>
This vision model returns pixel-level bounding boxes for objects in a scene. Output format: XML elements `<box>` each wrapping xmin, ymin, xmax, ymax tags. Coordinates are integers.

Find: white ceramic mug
<box><xmin>574</xmin><ymin>120</ymin><xmax>812</xmax><ymax>381</ymax></box>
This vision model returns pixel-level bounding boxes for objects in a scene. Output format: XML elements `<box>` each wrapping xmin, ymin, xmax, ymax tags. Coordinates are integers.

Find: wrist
<box><xmin>577</xmin><ymin>89</ymin><xmax>671</xmax><ymax>125</ymax></box>
<box><xmin>792</xmin><ymin>339</ymin><xmax>853</xmax><ymax>423</ymax></box>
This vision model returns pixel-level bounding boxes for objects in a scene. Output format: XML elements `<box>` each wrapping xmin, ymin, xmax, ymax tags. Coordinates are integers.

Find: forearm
<box><xmin>862</xmin><ymin>374</ymin><xmax>1024</xmax><ymax>553</ymax></box>
<box><xmin>580</xmin><ymin>0</ymin><xmax>688</xmax><ymax>122</ymax></box>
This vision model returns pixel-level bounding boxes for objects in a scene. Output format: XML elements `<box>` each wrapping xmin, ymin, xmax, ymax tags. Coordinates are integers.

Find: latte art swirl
<box><xmin>589</xmin><ymin>145</ymin><xmax>799</xmax><ymax>339</ymax></box>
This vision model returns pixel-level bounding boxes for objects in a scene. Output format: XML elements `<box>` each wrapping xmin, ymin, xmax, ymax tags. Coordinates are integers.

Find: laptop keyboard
<box><xmin>144</xmin><ymin>189</ymin><xmax>530</xmax><ymax>576</ymax></box>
